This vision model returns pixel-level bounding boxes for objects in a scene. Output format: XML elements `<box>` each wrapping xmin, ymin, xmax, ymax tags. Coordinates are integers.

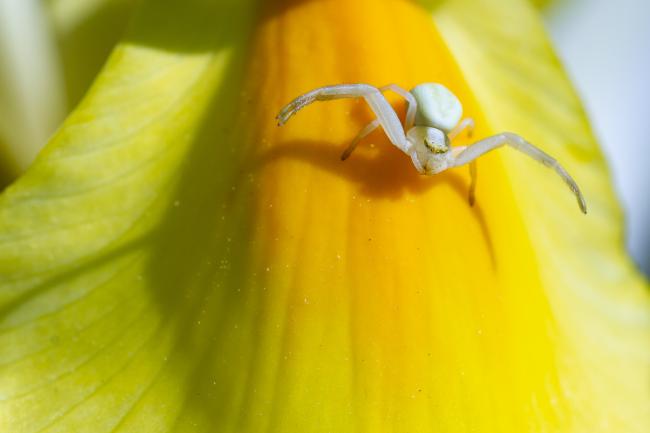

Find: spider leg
<box><xmin>452</xmin><ymin>132</ymin><xmax>587</xmax><ymax>213</ymax></box>
<box><xmin>451</xmin><ymin>145</ymin><xmax>478</xmax><ymax>205</ymax></box>
<box><xmin>276</xmin><ymin>84</ymin><xmax>409</xmax><ymax>152</ymax></box>
<box><xmin>342</xmin><ymin>84</ymin><xmax>416</xmax><ymax>160</ymax></box>
<box><xmin>448</xmin><ymin>117</ymin><xmax>475</xmax><ymax>140</ymax></box>
<box><xmin>409</xmin><ymin>149</ymin><xmax>425</xmax><ymax>174</ymax></box>
<box><xmin>378</xmin><ymin>84</ymin><xmax>417</xmax><ymax>130</ymax></box>
<box><xmin>468</xmin><ymin>160</ymin><xmax>477</xmax><ymax>206</ymax></box>
<box><xmin>341</xmin><ymin>119</ymin><xmax>380</xmax><ymax>161</ymax></box>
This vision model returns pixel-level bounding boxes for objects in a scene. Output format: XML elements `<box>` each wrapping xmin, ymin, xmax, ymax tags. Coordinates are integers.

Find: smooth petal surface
<box><xmin>0</xmin><ymin>1</ymin><xmax>648</xmax><ymax>433</ymax></box>
<box><xmin>431</xmin><ymin>1</ymin><xmax>650</xmax><ymax>428</ymax></box>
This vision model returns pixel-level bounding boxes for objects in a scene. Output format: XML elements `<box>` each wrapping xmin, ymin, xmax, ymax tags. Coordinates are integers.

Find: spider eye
<box><xmin>424</xmin><ymin>137</ymin><xmax>448</xmax><ymax>154</ymax></box>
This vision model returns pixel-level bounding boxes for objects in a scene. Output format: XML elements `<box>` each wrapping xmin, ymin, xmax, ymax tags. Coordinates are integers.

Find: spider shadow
<box><xmin>257</xmin><ymin>137</ymin><xmax>436</xmax><ymax>199</ymax></box>
<box><xmin>252</xmin><ymin>135</ymin><xmax>497</xmax><ymax>267</ymax></box>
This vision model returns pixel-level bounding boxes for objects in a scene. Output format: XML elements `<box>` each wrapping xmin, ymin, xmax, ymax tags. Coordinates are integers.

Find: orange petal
<box><xmin>238</xmin><ymin>1</ymin><xmax>563</xmax><ymax>430</ymax></box>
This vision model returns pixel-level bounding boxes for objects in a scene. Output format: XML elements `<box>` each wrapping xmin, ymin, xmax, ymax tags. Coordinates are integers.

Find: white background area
<box><xmin>545</xmin><ymin>0</ymin><xmax>650</xmax><ymax>275</ymax></box>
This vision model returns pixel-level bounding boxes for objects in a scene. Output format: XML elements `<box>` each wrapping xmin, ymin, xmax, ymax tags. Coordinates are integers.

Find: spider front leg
<box><xmin>448</xmin><ymin>118</ymin><xmax>477</xmax><ymax>205</ymax></box>
<box><xmin>468</xmin><ymin>160</ymin><xmax>477</xmax><ymax>206</ymax></box>
<box><xmin>451</xmin><ymin>145</ymin><xmax>478</xmax><ymax>206</ymax></box>
<box><xmin>276</xmin><ymin>84</ymin><xmax>409</xmax><ymax>152</ymax></box>
<box><xmin>452</xmin><ymin>132</ymin><xmax>587</xmax><ymax>213</ymax></box>
<box><xmin>341</xmin><ymin>84</ymin><xmax>417</xmax><ymax>160</ymax></box>
<box><xmin>379</xmin><ymin>84</ymin><xmax>417</xmax><ymax>130</ymax></box>
<box><xmin>341</xmin><ymin>119</ymin><xmax>380</xmax><ymax>161</ymax></box>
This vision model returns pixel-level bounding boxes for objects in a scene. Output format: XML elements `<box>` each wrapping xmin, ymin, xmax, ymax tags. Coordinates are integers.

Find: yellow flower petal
<box><xmin>432</xmin><ymin>0</ymin><xmax>650</xmax><ymax>429</ymax></box>
<box><xmin>245</xmin><ymin>1</ymin><xmax>564</xmax><ymax>430</ymax></box>
<box><xmin>0</xmin><ymin>0</ymin><xmax>647</xmax><ymax>432</ymax></box>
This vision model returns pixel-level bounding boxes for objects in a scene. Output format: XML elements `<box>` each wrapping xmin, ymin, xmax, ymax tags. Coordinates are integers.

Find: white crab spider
<box><xmin>276</xmin><ymin>83</ymin><xmax>587</xmax><ymax>213</ymax></box>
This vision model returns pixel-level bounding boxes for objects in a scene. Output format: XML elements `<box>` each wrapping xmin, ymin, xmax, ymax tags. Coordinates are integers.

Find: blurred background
<box><xmin>0</xmin><ymin>0</ymin><xmax>648</xmax><ymax>275</ymax></box>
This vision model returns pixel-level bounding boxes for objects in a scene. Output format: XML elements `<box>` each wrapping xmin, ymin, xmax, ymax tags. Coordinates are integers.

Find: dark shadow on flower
<box><xmin>259</xmin><ymin>138</ymin><xmax>454</xmax><ymax>198</ymax></box>
<box><xmin>413</xmin><ymin>0</ymin><xmax>445</xmax><ymax>12</ymax></box>
<box><xmin>57</xmin><ymin>0</ymin><xmax>141</xmax><ymax>107</ymax></box>
<box><xmin>252</xmin><ymin>137</ymin><xmax>497</xmax><ymax>266</ymax></box>
<box><xmin>124</xmin><ymin>0</ymin><xmax>255</xmax><ymax>53</ymax></box>
<box><xmin>120</xmin><ymin>0</ymin><xmax>447</xmax><ymax>57</ymax></box>
<box><xmin>124</xmin><ymin>16</ymin><xmax>270</xmax><ymax>433</ymax></box>
<box><xmin>262</xmin><ymin>0</ymin><xmax>444</xmax><ymax>19</ymax></box>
